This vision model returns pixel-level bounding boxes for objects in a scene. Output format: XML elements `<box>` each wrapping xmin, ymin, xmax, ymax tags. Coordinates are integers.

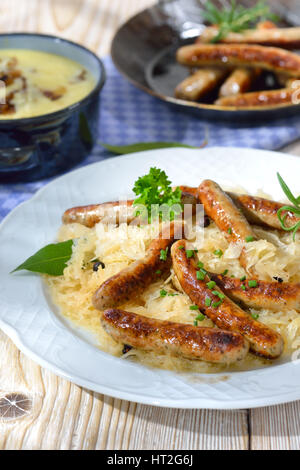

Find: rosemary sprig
<box><xmin>203</xmin><ymin>0</ymin><xmax>279</xmax><ymax>43</ymax></box>
<box><xmin>277</xmin><ymin>173</ymin><xmax>300</xmax><ymax>241</ymax></box>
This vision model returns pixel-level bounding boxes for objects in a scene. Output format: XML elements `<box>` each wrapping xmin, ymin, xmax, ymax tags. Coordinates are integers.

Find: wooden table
<box><xmin>1</xmin><ymin>0</ymin><xmax>300</xmax><ymax>450</ymax></box>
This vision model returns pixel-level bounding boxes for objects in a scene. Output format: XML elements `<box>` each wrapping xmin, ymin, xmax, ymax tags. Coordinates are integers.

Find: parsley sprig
<box><xmin>277</xmin><ymin>173</ymin><xmax>300</xmax><ymax>241</ymax></box>
<box><xmin>203</xmin><ymin>0</ymin><xmax>278</xmax><ymax>43</ymax></box>
<box><xmin>133</xmin><ymin>167</ymin><xmax>183</xmax><ymax>222</ymax></box>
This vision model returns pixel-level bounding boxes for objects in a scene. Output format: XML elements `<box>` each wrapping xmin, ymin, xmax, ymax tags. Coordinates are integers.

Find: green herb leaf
<box><xmin>12</xmin><ymin>240</ymin><xmax>73</xmax><ymax>276</ymax></box>
<box><xmin>214</xmin><ymin>249</ymin><xmax>223</xmax><ymax>258</ymax></box>
<box><xmin>196</xmin><ymin>313</ymin><xmax>205</xmax><ymax>321</ymax></box>
<box><xmin>276</xmin><ymin>173</ymin><xmax>300</xmax><ymax>241</ymax></box>
<box><xmin>100</xmin><ymin>141</ymin><xmax>198</xmax><ymax>155</ymax></box>
<box><xmin>160</xmin><ymin>247</ymin><xmax>169</xmax><ymax>261</ymax></box>
<box><xmin>277</xmin><ymin>173</ymin><xmax>300</xmax><ymax>207</ymax></box>
<box><xmin>160</xmin><ymin>289</ymin><xmax>168</xmax><ymax>298</ymax></box>
<box><xmin>206</xmin><ymin>280</ymin><xmax>216</xmax><ymax>289</ymax></box>
<box><xmin>203</xmin><ymin>0</ymin><xmax>279</xmax><ymax>42</ymax></box>
<box><xmin>133</xmin><ymin>167</ymin><xmax>183</xmax><ymax>222</ymax></box>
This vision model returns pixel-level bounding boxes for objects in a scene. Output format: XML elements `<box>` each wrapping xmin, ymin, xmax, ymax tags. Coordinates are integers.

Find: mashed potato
<box><xmin>46</xmin><ymin>218</ymin><xmax>300</xmax><ymax>374</ymax></box>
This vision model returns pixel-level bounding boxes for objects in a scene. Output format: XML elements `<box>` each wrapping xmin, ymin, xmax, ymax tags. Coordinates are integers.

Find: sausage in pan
<box><xmin>219</xmin><ymin>68</ymin><xmax>261</xmax><ymax>98</ymax></box>
<box><xmin>175</xmin><ymin>67</ymin><xmax>228</xmax><ymax>101</ymax></box>
<box><xmin>197</xmin><ymin>26</ymin><xmax>300</xmax><ymax>50</ymax></box>
<box><xmin>176</xmin><ymin>44</ymin><xmax>300</xmax><ymax>78</ymax></box>
<box><xmin>215</xmin><ymin>88</ymin><xmax>296</xmax><ymax>108</ymax></box>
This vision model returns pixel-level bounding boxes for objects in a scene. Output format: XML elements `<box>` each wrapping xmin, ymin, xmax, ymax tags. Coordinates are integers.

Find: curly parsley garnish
<box><xmin>203</xmin><ymin>0</ymin><xmax>278</xmax><ymax>43</ymax></box>
<box><xmin>133</xmin><ymin>167</ymin><xmax>183</xmax><ymax>222</ymax></box>
<box><xmin>277</xmin><ymin>173</ymin><xmax>300</xmax><ymax>241</ymax></box>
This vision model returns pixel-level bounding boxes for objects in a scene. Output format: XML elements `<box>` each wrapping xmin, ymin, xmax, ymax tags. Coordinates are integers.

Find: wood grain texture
<box><xmin>0</xmin><ymin>0</ymin><xmax>300</xmax><ymax>451</ymax></box>
<box><xmin>0</xmin><ymin>326</ymin><xmax>249</xmax><ymax>450</ymax></box>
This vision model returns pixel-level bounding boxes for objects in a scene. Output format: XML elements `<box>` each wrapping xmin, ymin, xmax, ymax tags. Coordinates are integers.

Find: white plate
<box><xmin>1</xmin><ymin>147</ymin><xmax>300</xmax><ymax>409</ymax></box>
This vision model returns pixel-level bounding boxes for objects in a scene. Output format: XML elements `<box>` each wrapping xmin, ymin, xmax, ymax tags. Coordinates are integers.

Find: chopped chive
<box><xmin>222</xmin><ymin>269</ymin><xmax>228</xmax><ymax>276</ymax></box>
<box><xmin>212</xmin><ymin>300</ymin><xmax>223</xmax><ymax>308</ymax></box>
<box><xmin>240</xmin><ymin>275</ymin><xmax>246</xmax><ymax>281</ymax></box>
<box><xmin>206</xmin><ymin>280</ymin><xmax>216</xmax><ymax>289</ymax></box>
<box><xmin>245</xmin><ymin>236</ymin><xmax>255</xmax><ymax>243</ymax></box>
<box><xmin>251</xmin><ymin>312</ymin><xmax>259</xmax><ymax>320</ymax></box>
<box><xmin>248</xmin><ymin>280</ymin><xmax>258</xmax><ymax>288</ymax></box>
<box><xmin>168</xmin><ymin>292</ymin><xmax>179</xmax><ymax>297</ymax></box>
<box><xmin>227</xmin><ymin>227</ymin><xmax>232</xmax><ymax>234</ymax></box>
<box><xmin>160</xmin><ymin>289</ymin><xmax>167</xmax><ymax>297</ymax></box>
<box><xmin>189</xmin><ymin>305</ymin><xmax>199</xmax><ymax>311</ymax></box>
<box><xmin>211</xmin><ymin>290</ymin><xmax>220</xmax><ymax>296</ymax></box>
<box><xmin>214</xmin><ymin>249</ymin><xmax>223</xmax><ymax>258</ymax></box>
<box><xmin>197</xmin><ymin>261</ymin><xmax>204</xmax><ymax>268</ymax></box>
<box><xmin>205</xmin><ymin>297</ymin><xmax>212</xmax><ymax>307</ymax></box>
<box><xmin>197</xmin><ymin>270</ymin><xmax>205</xmax><ymax>281</ymax></box>
<box><xmin>212</xmin><ymin>290</ymin><xmax>225</xmax><ymax>300</ymax></box>
<box><xmin>241</xmin><ymin>284</ymin><xmax>246</xmax><ymax>291</ymax></box>
<box><xmin>186</xmin><ymin>249</ymin><xmax>195</xmax><ymax>258</ymax></box>
<box><xmin>196</xmin><ymin>313</ymin><xmax>205</xmax><ymax>321</ymax></box>
<box><xmin>160</xmin><ymin>247</ymin><xmax>168</xmax><ymax>261</ymax></box>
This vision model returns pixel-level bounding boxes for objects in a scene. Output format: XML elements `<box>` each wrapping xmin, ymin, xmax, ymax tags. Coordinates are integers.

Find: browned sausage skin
<box><xmin>62</xmin><ymin>186</ymin><xmax>299</xmax><ymax>232</ymax></box>
<box><xmin>62</xmin><ymin>186</ymin><xmax>199</xmax><ymax>228</ymax></box>
<box><xmin>209</xmin><ymin>273</ymin><xmax>300</xmax><ymax>312</ymax></box>
<box><xmin>215</xmin><ymin>88</ymin><xmax>296</xmax><ymax>108</ymax></box>
<box><xmin>92</xmin><ymin>222</ymin><xmax>185</xmax><ymax>311</ymax></box>
<box><xmin>198</xmin><ymin>180</ymin><xmax>256</xmax><ymax>244</ymax></box>
<box><xmin>176</xmin><ymin>44</ymin><xmax>300</xmax><ymax>78</ymax></box>
<box><xmin>198</xmin><ymin>180</ymin><xmax>257</xmax><ymax>272</ymax></box>
<box><xmin>101</xmin><ymin>309</ymin><xmax>249</xmax><ymax>364</ymax></box>
<box><xmin>219</xmin><ymin>68</ymin><xmax>261</xmax><ymax>98</ymax></box>
<box><xmin>228</xmin><ymin>193</ymin><xmax>299</xmax><ymax>230</ymax></box>
<box><xmin>175</xmin><ymin>67</ymin><xmax>228</xmax><ymax>101</ymax></box>
<box><xmin>171</xmin><ymin>240</ymin><xmax>284</xmax><ymax>359</ymax></box>
<box><xmin>62</xmin><ymin>200</ymin><xmax>136</xmax><ymax>228</ymax></box>
<box><xmin>197</xmin><ymin>26</ymin><xmax>300</xmax><ymax>50</ymax></box>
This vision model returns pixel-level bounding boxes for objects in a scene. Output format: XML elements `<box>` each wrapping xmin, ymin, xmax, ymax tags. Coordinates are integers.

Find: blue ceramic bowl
<box><xmin>0</xmin><ymin>33</ymin><xmax>105</xmax><ymax>183</ymax></box>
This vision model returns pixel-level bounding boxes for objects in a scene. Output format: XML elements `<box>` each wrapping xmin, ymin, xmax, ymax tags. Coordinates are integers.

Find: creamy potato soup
<box><xmin>0</xmin><ymin>49</ymin><xmax>96</xmax><ymax>119</ymax></box>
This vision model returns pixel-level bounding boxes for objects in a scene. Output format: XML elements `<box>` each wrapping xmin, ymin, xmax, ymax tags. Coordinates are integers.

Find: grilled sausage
<box><xmin>219</xmin><ymin>68</ymin><xmax>261</xmax><ymax>98</ymax></box>
<box><xmin>198</xmin><ymin>179</ymin><xmax>257</xmax><ymax>271</ymax></box>
<box><xmin>209</xmin><ymin>273</ymin><xmax>300</xmax><ymax>312</ymax></box>
<box><xmin>228</xmin><ymin>193</ymin><xmax>299</xmax><ymax>230</ymax></box>
<box><xmin>215</xmin><ymin>88</ymin><xmax>296</xmax><ymax>108</ymax></box>
<box><xmin>92</xmin><ymin>222</ymin><xmax>185</xmax><ymax>311</ymax></box>
<box><xmin>198</xmin><ymin>180</ymin><xmax>256</xmax><ymax>244</ymax></box>
<box><xmin>175</xmin><ymin>67</ymin><xmax>228</xmax><ymax>101</ymax></box>
<box><xmin>62</xmin><ymin>200</ymin><xmax>136</xmax><ymax>228</ymax></box>
<box><xmin>171</xmin><ymin>240</ymin><xmax>284</xmax><ymax>359</ymax></box>
<box><xmin>101</xmin><ymin>308</ymin><xmax>249</xmax><ymax>364</ymax></box>
<box><xmin>62</xmin><ymin>186</ymin><xmax>199</xmax><ymax>228</ymax></box>
<box><xmin>176</xmin><ymin>44</ymin><xmax>300</xmax><ymax>78</ymax></box>
<box><xmin>63</xmin><ymin>187</ymin><xmax>299</xmax><ymax>233</ymax></box>
<box><xmin>196</xmin><ymin>26</ymin><xmax>300</xmax><ymax>49</ymax></box>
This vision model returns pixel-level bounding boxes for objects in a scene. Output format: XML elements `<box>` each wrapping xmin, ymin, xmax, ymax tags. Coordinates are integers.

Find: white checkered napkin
<box><xmin>1</xmin><ymin>56</ymin><xmax>300</xmax><ymax>220</ymax></box>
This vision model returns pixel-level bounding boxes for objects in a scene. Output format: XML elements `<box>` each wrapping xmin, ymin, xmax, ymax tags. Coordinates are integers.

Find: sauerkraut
<box><xmin>46</xmin><ymin>217</ymin><xmax>300</xmax><ymax>374</ymax></box>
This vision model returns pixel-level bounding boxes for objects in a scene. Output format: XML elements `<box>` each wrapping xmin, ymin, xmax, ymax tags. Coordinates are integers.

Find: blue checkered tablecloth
<box><xmin>1</xmin><ymin>56</ymin><xmax>300</xmax><ymax>221</ymax></box>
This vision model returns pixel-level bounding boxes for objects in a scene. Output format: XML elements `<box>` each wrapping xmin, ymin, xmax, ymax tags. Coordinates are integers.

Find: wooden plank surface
<box><xmin>0</xmin><ymin>0</ymin><xmax>299</xmax><ymax>450</ymax></box>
